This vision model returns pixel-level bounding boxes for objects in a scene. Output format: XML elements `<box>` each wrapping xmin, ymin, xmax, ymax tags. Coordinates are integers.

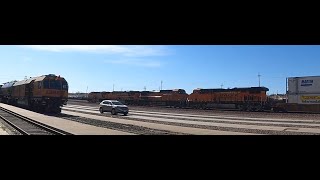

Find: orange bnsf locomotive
<box><xmin>129</xmin><ymin>89</ymin><xmax>189</xmax><ymax>107</ymax></box>
<box><xmin>0</xmin><ymin>74</ymin><xmax>68</xmax><ymax>113</ymax></box>
<box><xmin>87</xmin><ymin>87</ymin><xmax>269</xmax><ymax>111</ymax></box>
<box><xmin>187</xmin><ymin>87</ymin><xmax>269</xmax><ymax>111</ymax></box>
<box><xmin>88</xmin><ymin>89</ymin><xmax>189</xmax><ymax>107</ymax></box>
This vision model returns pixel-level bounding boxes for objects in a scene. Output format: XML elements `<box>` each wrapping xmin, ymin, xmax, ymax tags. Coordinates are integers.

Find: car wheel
<box><xmin>99</xmin><ymin>107</ymin><xmax>104</xmax><ymax>114</ymax></box>
<box><xmin>111</xmin><ymin>109</ymin><xmax>117</xmax><ymax>115</ymax></box>
<box><xmin>123</xmin><ymin>112</ymin><xmax>128</xmax><ymax>116</ymax></box>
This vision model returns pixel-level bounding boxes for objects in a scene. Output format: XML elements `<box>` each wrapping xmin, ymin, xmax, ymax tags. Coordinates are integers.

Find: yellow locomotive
<box><xmin>0</xmin><ymin>74</ymin><xmax>68</xmax><ymax>113</ymax></box>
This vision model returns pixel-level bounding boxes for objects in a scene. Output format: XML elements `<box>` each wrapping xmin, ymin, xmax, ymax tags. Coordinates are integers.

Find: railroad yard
<box><xmin>2</xmin><ymin>46</ymin><xmax>320</xmax><ymax>135</ymax></box>
<box><xmin>2</xmin><ymin>99</ymin><xmax>320</xmax><ymax>135</ymax></box>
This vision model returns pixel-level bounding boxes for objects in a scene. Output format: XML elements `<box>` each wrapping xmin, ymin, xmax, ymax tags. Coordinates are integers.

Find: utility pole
<box><xmin>144</xmin><ymin>86</ymin><xmax>146</xmax><ymax>91</ymax></box>
<box><xmin>221</xmin><ymin>83</ymin><xmax>223</xmax><ymax>89</ymax></box>
<box><xmin>113</xmin><ymin>84</ymin><xmax>115</xmax><ymax>92</ymax></box>
<box><xmin>161</xmin><ymin>80</ymin><xmax>163</xmax><ymax>90</ymax></box>
<box><xmin>86</xmin><ymin>86</ymin><xmax>88</xmax><ymax>97</ymax></box>
<box><xmin>258</xmin><ymin>73</ymin><xmax>261</xmax><ymax>87</ymax></box>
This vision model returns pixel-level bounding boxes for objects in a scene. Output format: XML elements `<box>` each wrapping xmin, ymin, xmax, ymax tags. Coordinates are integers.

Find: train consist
<box><xmin>86</xmin><ymin>76</ymin><xmax>320</xmax><ymax>113</ymax></box>
<box><xmin>0</xmin><ymin>74</ymin><xmax>68</xmax><ymax>113</ymax></box>
<box><xmin>87</xmin><ymin>87</ymin><xmax>271</xmax><ymax>111</ymax></box>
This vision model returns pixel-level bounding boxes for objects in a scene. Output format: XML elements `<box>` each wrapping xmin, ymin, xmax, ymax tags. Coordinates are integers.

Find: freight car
<box><xmin>0</xmin><ymin>74</ymin><xmax>68</xmax><ymax>113</ymax></box>
<box><xmin>271</xmin><ymin>76</ymin><xmax>320</xmax><ymax>113</ymax></box>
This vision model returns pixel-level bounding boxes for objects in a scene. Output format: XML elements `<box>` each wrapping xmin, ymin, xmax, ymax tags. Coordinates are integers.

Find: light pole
<box><xmin>258</xmin><ymin>73</ymin><xmax>261</xmax><ymax>87</ymax></box>
<box><xmin>86</xmin><ymin>86</ymin><xmax>88</xmax><ymax>98</ymax></box>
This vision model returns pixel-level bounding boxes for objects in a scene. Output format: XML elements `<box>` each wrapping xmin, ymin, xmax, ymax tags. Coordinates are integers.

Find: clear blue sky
<box><xmin>0</xmin><ymin>45</ymin><xmax>319</xmax><ymax>95</ymax></box>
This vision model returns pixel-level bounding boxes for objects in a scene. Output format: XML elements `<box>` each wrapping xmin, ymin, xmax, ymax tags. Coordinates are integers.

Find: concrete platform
<box><xmin>0</xmin><ymin>103</ymin><xmax>134</xmax><ymax>135</ymax></box>
<box><xmin>0</xmin><ymin>122</ymin><xmax>9</xmax><ymax>135</ymax></box>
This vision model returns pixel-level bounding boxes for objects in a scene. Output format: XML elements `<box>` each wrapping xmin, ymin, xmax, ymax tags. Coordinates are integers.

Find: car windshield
<box><xmin>111</xmin><ymin>101</ymin><xmax>123</xmax><ymax>105</ymax></box>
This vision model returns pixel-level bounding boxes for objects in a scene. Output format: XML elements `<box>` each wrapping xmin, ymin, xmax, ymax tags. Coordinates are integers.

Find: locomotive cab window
<box><xmin>62</xmin><ymin>82</ymin><xmax>68</xmax><ymax>90</ymax></box>
<box><xmin>38</xmin><ymin>82</ymin><xmax>42</xmax><ymax>89</ymax></box>
<box><xmin>43</xmin><ymin>80</ymin><xmax>49</xmax><ymax>89</ymax></box>
<box><xmin>43</xmin><ymin>80</ymin><xmax>62</xmax><ymax>89</ymax></box>
<box><xmin>50</xmin><ymin>80</ymin><xmax>62</xmax><ymax>90</ymax></box>
<box><xmin>179</xmin><ymin>90</ymin><xmax>187</xmax><ymax>94</ymax></box>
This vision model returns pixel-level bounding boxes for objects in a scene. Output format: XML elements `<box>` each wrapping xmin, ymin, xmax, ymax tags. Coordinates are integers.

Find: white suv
<box><xmin>99</xmin><ymin>100</ymin><xmax>129</xmax><ymax>115</ymax></box>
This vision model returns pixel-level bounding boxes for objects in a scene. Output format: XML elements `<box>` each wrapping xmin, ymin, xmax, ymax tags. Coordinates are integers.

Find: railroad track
<box><xmin>0</xmin><ymin>107</ymin><xmax>72</xmax><ymax>135</ymax></box>
<box><xmin>55</xmin><ymin>113</ymin><xmax>188</xmax><ymax>135</ymax></box>
<box><xmin>67</xmin><ymin>99</ymin><xmax>270</xmax><ymax>112</ymax></box>
<box><xmin>62</xmin><ymin>105</ymin><xmax>320</xmax><ymax>135</ymax></box>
